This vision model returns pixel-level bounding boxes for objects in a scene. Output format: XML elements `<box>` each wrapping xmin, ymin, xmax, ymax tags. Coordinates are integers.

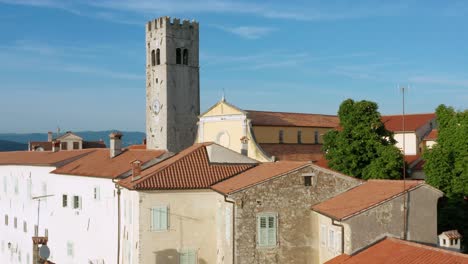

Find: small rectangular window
<box><xmin>151</xmin><ymin>206</ymin><xmax>169</xmax><ymax>231</ymax></box>
<box><xmin>257</xmin><ymin>213</ymin><xmax>277</xmax><ymax>247</ymax></box>
<box><xmin>4</xmin><ymin>215</ymin><xmax>8</xmax><ymax>226</ymax></box>
<box><xmin>14</xmin><ymin>177</ymin><xmax>18</xmax><ymax>194</ymax></box>
<box><xmin>73</xmin><ymin>142</ymin><xmax>79</xmax><ymax>149</ymax></box>
<box><xmin>179</xmin><ymin>249</ymin><xmax>197</xmax><ymax>264</ymax></box>
<box><xmin>62</xmin><ymin>194</ymin><xmax>68</xmax><ymax>207</ymax></box>
<box><xmin>314</xmin><ymin>131</ymin><xmax>319</xmax><ymax>144</ymax></box>
<box><xmin>14</xmin><ymin>217</ymin><xmax>17</xmax><ymax>229</ymax></box>
<box><xmin>304</xmin><ymin>176</ymin><xmax>312</xmax><ymax>186</ymax></box>
<box><xmin>61</xmin><ymin>142</ymin><xmax>67</xmax><ymax>150</ymax></box>
<box><xmin>23</xmin><ymin>221</ymin><xmax>27</xmax><ymax>233</ymax></box>
<box><xmin>67</xmin><ymin>241</ymin><xmax>74</xmax><ymax>257</ymax></box>
<box><xmin>94</xmin><ymin>187</ymin><xmax>100</xmax><ymax>201</ymax></box>
<box><xmin>279</xmin><ymin>130</ymin><xmax>284</xmax><ymax>144</ymax></box>
<box><xmin>73</xmin><ymin>196</ymin><xmax>81</xmax><ymax>209</ymax></box>
<box><xmin>297</xmin><ymin>131</ymin><xmax>302</xmax><ymax>144</ymax></box>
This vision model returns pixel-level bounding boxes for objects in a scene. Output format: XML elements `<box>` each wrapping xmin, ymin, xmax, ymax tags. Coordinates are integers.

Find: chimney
<box><xmin>47</xmin><ymin>131</ymin><xmax>53</xmax><ymax>142</ymax></box>
<box><xmin>131</xmin><ymin>160</ymin><xmax>142</xmax><ymax>181</ymax></box>
<box><xmin>109</xmin><ymin>132</ymin><xmax>123</xmax><ymax>158</ymax></box>
<box><xmin>52</xmin><ymin>140</ymin><xmax>60</xmax><ymax>152</ymax></box>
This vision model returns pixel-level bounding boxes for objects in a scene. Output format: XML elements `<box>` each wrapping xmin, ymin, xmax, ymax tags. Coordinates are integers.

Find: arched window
<box><xmin>183</xmin><ymin>49</ymin><xmax>189</xmax><ymax>65</ymax></box>
<box><xmin>176</xmin><ymin>48</ymin><xmax>181</xmax><ymax>64</ymax></box>
<box><xmin>156</xmin><ymin>49</ymin><xmax>160</xmax><ymax>65</ymax></box>
<box><xmin>151</xmin><ymin>50</ymin><xmax>156</xmax><ymax>66</ymax></box>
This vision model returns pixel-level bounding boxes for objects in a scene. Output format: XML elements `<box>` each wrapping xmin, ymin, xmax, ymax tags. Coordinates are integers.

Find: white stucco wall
<box><xmin>394</xmin><ymin>133</ymin><xmax>418</xmax><ymax>155</ymax></box>
<box><xmin>0</xmin><ymin>165</ymin><xmax>118</xmax><ymax>264</ymax></box>
<box><xmin>316</xmin><ymin>213</ymin><xmax>343</xmax><ymax>264</ymax></box>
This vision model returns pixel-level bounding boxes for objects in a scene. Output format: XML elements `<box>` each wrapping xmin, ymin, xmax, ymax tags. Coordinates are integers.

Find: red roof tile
<box><xmin>212</xmin><ymin>161</ymin><xmax>310</xmax><ymax>195</ymax></box>
<box><xmin>259</xmin><ymin>143</ymin><xmax>324</xmax><ymax>161</ymax></box>
<box><xmin>52</xmin><ymin>149</ymin><xmax>166</xmax><ymax>179</ymax></box>
<box><xmin>312</xmin><ymin>180</ymin><xmax>424</xmax><ymax>220</ymax></box>
<box><xmin>0</xmin><ymin>149</ymin><xmax>94</xmax><ymax>166</ymax></box>
<box><xmin>425</xmin><ymin>129</ymin><xmax>438</xmax><ymax>141</ymax></box>
<box><xmin>325</xmin><ymin>237</ymin><xmax>468</xmax><ymax>264</ymax></box>
<box><xmin>381</xmin><ymin>113</ymin><xmax>435</xmax><ymax>132</ymax></box>
<box><xmin>247</xmin><ymin>110</ymin><xmax>339</xmax><ymax>128</ymax></box>
<box><xmin>405</xmin><ymin>155</ymin><xmax>421</xmax><ymax>166</ymax></box>
<box><xmin>127</xmin><ymin>144</ymin><xmax>146</xmax><ymax>150</ymax></box>
<box><xmin>119</xmin><ymin>143</ymin><xmax>256</xmax><ymax>190</ymax></box>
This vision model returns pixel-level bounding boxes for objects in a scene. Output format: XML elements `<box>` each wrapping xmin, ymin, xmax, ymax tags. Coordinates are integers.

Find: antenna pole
<box><xmin>401</xmin><ymin>86</ymin><xmax>407</xmax><ymax>240</ymax></box>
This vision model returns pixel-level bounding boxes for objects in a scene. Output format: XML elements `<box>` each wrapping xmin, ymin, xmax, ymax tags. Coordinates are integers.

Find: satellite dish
<box><xmin>39</xmin><ymin>245</ymin><xmax>50</xmax><ymax>259</ymax></box>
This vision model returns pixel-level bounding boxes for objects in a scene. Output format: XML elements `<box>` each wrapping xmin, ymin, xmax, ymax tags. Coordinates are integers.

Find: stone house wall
<box><xmin>229</xmin><ymin>165</ymin><xmax>361</xmax><ymax>264</ymax></box>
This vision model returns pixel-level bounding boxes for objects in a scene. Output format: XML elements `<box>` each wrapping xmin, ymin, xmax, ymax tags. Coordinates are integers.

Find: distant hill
<box><xmin>0</xmin><ymin>140</ymin><xmax>28</xmax><ymax>151</ymax></box>
<box><xmin>0</xmin><ymin>131</ymin><xmax>145</xmax><ymax>151</ymax></box>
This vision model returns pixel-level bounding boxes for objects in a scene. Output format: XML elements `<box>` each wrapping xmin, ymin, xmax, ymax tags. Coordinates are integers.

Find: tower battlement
<box><xmin>147</xmin><ymin>16</ymin><xmax>199</xmax><ymax>32</ymax></box>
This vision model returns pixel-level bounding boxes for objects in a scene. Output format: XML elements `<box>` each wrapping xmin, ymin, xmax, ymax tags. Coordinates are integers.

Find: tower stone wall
<box><xmin>145</xmin><ymin>17</ymin><xmax>200</xmax><ymax>152</ymax></box>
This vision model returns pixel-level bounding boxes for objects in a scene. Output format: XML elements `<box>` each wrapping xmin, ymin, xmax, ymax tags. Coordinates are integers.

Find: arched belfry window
<box><xmin>183</xmin><ymin>49</ymin><xmax>189</xmax><ymax>65</ymax></box>
<box><xmin>176</xmin><ymin>48</ymin><xmax>182</xmax><ymax>64</ymax></box>
<box><xmin>151</xmin><ymin>50</ymin><xmax>156</xmax><ymax>66</ymax></box>
<box><xmin>156</xmin><ymin>49</ymin><xmax>160</xmax><ymax>65</ymax></box>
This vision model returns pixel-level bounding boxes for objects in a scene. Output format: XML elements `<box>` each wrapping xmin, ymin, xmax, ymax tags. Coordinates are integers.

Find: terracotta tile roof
<box><xmin>325</xmin><ymin>237</ymin><xmax>468</xmax><ymax>264</ymax></box>
<box><xmin>381</xmin><ymin>113</ymin><xmax>436</xmax><ymax>132</ymax></box>
<box><xmin>425</xmin><ymin>129</ymin><xmax>438</xmax><ymax>141</ymax></box>
<box><xmin>247</xmin><ymin>110</ymin><xmax>339</xmax><ymax>128</ymax></box>
<box><xmin>441</xmin><ymin>230</ymin><xmax>462</xmax><ymax>239</ymax></box>
<box><xmin>119</xmin><ymin>143</ymin><xmax>256</xmax><ymax>190</ymax></box>
<box><xmin>127</xmin><ymin>144</ymin><xmax>147</xmax><ymax>150</ymax></box>
<box><xmin>0</xmin><ymin>149</ymin><xmax>94</xmax><ymax>166</ymax></box>
<box><xmin>212</xmin><ymin>161</ymin><xmax>310</xmax><ymax>195</ymax></box>
<box><xmin>259</xmin><ymin>143</ymin><xmax>324</xmax><ymax>161</ymax></box>
<box><xmin>52</xmin><ymin>149</ymin><xmax>166</xmax><ymax>179</ymax></box>
<box><xmin>312</xmin><ymin>180</ymin><xmax>424</xmax><ymax>220</ymax></box>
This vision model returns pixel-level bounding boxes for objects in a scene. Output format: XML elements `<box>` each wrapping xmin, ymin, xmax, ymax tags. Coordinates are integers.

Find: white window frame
<box><xmin>328</xmin><ymin>228</ymin><xmax>335</xmax><ymax>251</ymax></box>
<box><xmin>62</xmin><ymin>194</ymin><xmax>68</xmax><ymax>208</ymax></box>
<box><xmin>151</xmin><ymin>205</ymin><xmax>169</xmax><ymax>231</ymax></box>
<box><xmin>256</xmin><ymin>213</ymin><xmax>278</xmax><ymax>248</ymax></box>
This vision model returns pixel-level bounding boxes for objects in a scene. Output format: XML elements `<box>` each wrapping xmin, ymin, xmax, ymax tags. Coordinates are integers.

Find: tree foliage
<box><xmin>424</xmin><ymin>105</ymin><xmax>468</xmax><ymax>198</ymax></box>
<box><xmin>423</xmin><ymin>105</ymin><xmax>468</xmax><ymax>252</ymax></box>
<box><xmin>323</xmin><ymin>99</ymin><xmax>403</xmax><ymax>179</ymax></box>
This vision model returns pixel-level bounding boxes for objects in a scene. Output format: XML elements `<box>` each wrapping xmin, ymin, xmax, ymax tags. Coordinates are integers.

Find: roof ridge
<box><xmin>246</xmin><ymin>109</ymin><xmax>337</xmax><ymax>117</ymax></box>
<box><xmin>381</xmin><ymin>112</ymin><xmax>436</xmax><ymax>117</ymax></box>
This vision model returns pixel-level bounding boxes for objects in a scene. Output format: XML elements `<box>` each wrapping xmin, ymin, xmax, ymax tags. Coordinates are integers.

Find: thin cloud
<box><xmin>214</xmin><ymin>25</ymin><xmax>276</xmax><ymax>39</ymax></box>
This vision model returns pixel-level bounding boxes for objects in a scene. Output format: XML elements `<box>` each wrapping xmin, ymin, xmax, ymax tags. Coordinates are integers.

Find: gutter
<box><xmin>224</xmin><ymin>196</ymin><xmax>236</xmax><ymax>264</ymax></box>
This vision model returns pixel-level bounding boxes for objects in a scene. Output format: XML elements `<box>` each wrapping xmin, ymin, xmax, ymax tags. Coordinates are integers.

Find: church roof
<box><xmin>247</xmin><ymin>110</ymin><xmax>339</xmax><ymax>128</ymax></box>
<box><xmin>259</xmin><ymin>143</ymin><xmax>324</xmax><ymax>162</ymax></box>
<box><xmin>381</xmin><ymin>113</ymin><xmax>436</xmax><ymax>132</ymax></box>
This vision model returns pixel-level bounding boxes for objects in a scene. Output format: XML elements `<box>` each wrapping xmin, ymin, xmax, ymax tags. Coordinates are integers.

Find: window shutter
<box><xmin>267</xmin><ymin>216</ymin><xmax>276</xmax><ymax>246</ymax></box>
<box><xmin>160</xmin><ymin>206</ymin><xmax>168</xmax><ymax>230</ymax></box>
<box><xmin>151</xmin><ymin>208</ymin><xmax>157</xmax><ymax>230</ymax></box>
<box><xmin>258</xmin><ymin>216</ymin><xmax>267</xmax><ymax>246</ymax></box>
<box><xmin>335</xmin><ymin>231</ymin><xmax>342</xmax><ymax>254</ymax></box>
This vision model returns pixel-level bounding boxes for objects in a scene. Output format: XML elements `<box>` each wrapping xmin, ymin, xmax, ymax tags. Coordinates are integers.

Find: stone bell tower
<box><xmin>145</xmin><ymin>17</ymin><xmax>200</xmax><ymax>152</ymax></box>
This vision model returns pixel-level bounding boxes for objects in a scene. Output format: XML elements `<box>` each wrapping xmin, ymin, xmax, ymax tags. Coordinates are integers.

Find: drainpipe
<box><xmin>332</xmin><ymin>219</ymin><xmax>345</xmax><ymax>254</ymax></box>
<box><xmin>113</xmin><ymin>179</ymin><xmax>122</xmax><ymax>264</ymax></box>
<box><xmin>224</xmin><ymin>196</ymin><xmax>236</xmax><ymax>264</ymax></box>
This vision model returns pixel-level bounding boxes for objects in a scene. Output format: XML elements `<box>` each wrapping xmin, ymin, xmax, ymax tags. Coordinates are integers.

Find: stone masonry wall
<box><xmin>230</xmin><ymin>165</ymin><xmax>361</xmax><ymax>264</ymax></box>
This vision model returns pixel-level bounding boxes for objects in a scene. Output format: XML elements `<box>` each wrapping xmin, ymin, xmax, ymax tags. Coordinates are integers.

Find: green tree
<box><xmin>423</xmin><ymin>105</ymin><xmax>468</xmax><ymax>252</ymax></box>
<box><xmin>323</xmin><ymin>99</ymin><xmax>403</xmax><ymax>179</ymax></box>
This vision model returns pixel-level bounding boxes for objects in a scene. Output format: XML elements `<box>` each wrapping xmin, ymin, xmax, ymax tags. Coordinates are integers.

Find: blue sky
<box><xmin>0</xmin><ymin>0</ymin><xmax>467</xmax><ymax>133</ymax></box>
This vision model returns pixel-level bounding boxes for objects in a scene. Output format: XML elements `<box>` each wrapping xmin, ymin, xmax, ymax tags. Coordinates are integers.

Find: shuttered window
<box><xmin>179</xmin><ymin>249</ymin><xmax>196</xmax><ymax>264</ymax></box>
<box><xmin>257</xmin><ymin>213</ymin><xmax>277</xmax><ymax>247</ymax></box>
<box><xmin>151</xmin><ymin>206</ymin><xmax>168</xmax><ymax>231</ymax></box>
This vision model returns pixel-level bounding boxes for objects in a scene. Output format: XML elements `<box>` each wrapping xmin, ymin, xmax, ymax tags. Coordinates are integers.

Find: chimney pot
<box><xmin>109</xmin><ymin>132</ymin><xmax>123</xmax><ymax>158</ymax></box>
